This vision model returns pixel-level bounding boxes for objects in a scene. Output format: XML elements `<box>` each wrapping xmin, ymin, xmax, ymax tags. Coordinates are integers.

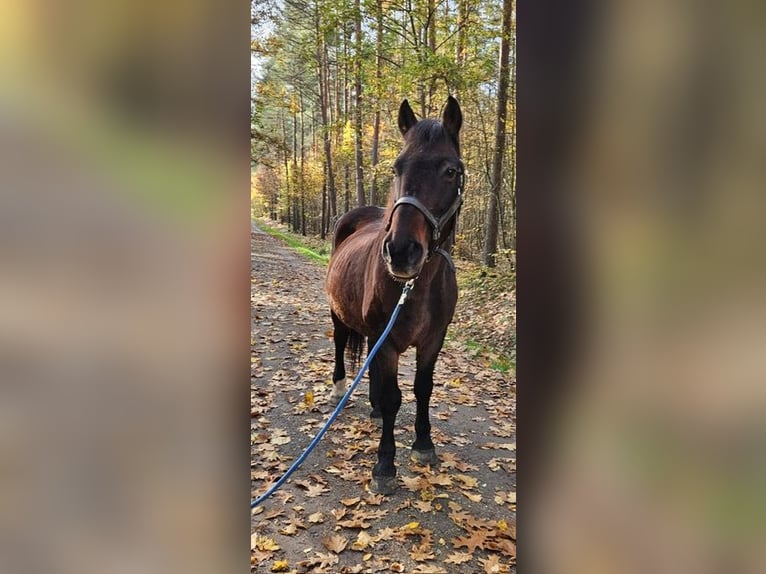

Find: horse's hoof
<box><xmin>370</xmin><ymin>408</ymin><xmax>382</xmax><ymax>424</ymax></box>
<box><xmin>330</xmin><ymin>379</ymin><xmax>347</xmax><ymax>406</ymax></box>
<box><xmin>370</xmin><ymin>475</ymin><xmax>398</xmax><ymax>495</ymax></box>
<box><xmin>411</xmin><ymin>449</ymin><xmax>439</xmax><ymax>466</ymax></box>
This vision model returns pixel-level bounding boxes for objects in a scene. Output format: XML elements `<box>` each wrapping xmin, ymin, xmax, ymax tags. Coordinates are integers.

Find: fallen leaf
<box><xmin>461</xmin><ymin>490</ymin><xmax>482</xmax><ymax>503</ymax></box>
<box><xmin>305</xmin><ymin>483</ymin><xmax>330</xmax><ymax>497</ymax></box>
<box><xmin>455</xmin><ymin>474</ymin><xmax>479</xmax><ymax>489</ymax></box>
<box><xmin>270</xmin><ymin>560</ymin><xmax>289</xmax><ymax>572</ymax></box>
<box><xmin>278</xmin><ymin>523</ymin><xmax>298</xmax><ymax>536</ymax></box>
<box><xmin>427</xmin><ymin>474</ymin><xmax>453</xmax><ymax>487</ymax></box>
<box><xmin>452</xmin><ymin>530</ymin><xmax>490</xmax><ymax>553</ymax></box>
<box><xmin>251</xmin><ymin>534</ymin><xmax>280</xmax><ymax>552</ymax></box>
<box><xmin>445</xmin><ymin>551</ymin><xmax>473</xmax><ymax>565</ymax></box>
<box><xmin>308</xmin><ymin>512</ymin><xmax>325</xmax><ymax>523</ymax></box>
<box><xmin>322</xmin><ymin>533</ymin><xmax>349</xmax><ymax>554</ymax></box>
<box><xmin>404</xmin><ymin>521</ymin><xmax>420</xmax><ymax>530</ymax></box>
<box><xmin>351</xmin><ymin>530</ymin><xmax>375</xmax><ymax>551</ymax></box>
<box><xmin>479</xmin><ymin>554</ymin><xmax>510</xmax><ymax>573</ymax></box>
<box><xmin>340</xmin><ymin>496</ymin><xmax>361</xmax><ymax>507</ymax></box>
<box><xmin>410</xmin><ymin>542</ymin><xmax>435</xmax><ymax>561</ymax></box>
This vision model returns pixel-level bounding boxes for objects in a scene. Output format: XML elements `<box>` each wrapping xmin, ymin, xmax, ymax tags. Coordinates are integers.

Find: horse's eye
<box><xmin>391</xmin><ymin>167</ymin><xmax>398</xmax><ymax>176</ymax></box>
<box><xmin>445</xmin><ymin>168</ymin><xmax>456</xmax><ymax>178</ymax></box>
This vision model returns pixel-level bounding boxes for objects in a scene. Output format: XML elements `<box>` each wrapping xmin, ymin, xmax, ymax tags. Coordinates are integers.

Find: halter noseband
<box><xmin>384</xmin><ymin>171</ymin><xmax>464</xmax><ymax>252</ymax></box>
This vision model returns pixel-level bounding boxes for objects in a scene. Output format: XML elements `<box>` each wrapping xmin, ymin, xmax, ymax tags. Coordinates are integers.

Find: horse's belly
<box><xmin>326</xmin><ymin>236</ymin><xmax>375</xmax><ymax>334</ymax></box>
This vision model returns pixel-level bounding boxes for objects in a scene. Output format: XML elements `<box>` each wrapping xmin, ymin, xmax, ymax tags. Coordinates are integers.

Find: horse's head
<box><xmin>382</xmin><ymin>97</ymin><xmax>464</xmax><ymax>280</ymax></box>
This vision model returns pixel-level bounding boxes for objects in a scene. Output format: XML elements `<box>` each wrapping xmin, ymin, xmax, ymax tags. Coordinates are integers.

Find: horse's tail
<box><xmin>346</xmin><ymin>330</ymin><xmax>365</xmax><ymax>371</ymax></box>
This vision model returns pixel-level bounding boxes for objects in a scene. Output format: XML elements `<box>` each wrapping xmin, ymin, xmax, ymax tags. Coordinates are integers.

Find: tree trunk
<box><xmin>353</xmin><ymin>0</ymin><xmax>365</xmax><ymax>207</ymax></box>
<box><xmin>316</xmin><ymin>5</ymin><xmax>336</xmax><ymax>231</ymax></box>
<box><xmin>280</xmin><ymin>109</ymin><xmax>290</xmax><ymax>224</ymax></box>
<box><xmin>299</xmin><ymin>88</ymin><xmax>306</xmax><ymax>235</ymax></box>
<box><xmin>369</xmin><ymin>0</ymin><xmax>383</xmax><ymax>206</ymax></box>
<box><xmin>482</xmin><ymin>0</ymin><xmax>513</xmax><ymax>267</ymax></box>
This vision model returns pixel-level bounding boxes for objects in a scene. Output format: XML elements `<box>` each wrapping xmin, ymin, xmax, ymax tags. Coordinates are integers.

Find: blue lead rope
<box><xmin>251</xmin><ymin>278</ymin><xmax>415</xmax><ymax>509</ymax></box>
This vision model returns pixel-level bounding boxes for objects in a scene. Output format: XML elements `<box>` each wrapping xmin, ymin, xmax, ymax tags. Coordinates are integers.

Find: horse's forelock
<box><xmin>405</xmin><ymin>119</ymin><xmax>459</xmax><ymax>155</ymax></box>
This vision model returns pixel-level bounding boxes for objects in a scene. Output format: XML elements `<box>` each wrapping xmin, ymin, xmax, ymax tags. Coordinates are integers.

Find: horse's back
<box><xmin>332</xmin><ymin>206</ymin><xmax>385</xmax><ymax>250</ymax></box>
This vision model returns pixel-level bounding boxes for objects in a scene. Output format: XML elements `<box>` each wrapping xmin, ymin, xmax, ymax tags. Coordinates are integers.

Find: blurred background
<box><xmin>2</xmin><ymin>0</ymin><xmax>765</xmax><ymax>572</ymax></box>
<box><xmin>0</xmin><ymin>1</ymin><xmax>248</xmax><ymax>573</ymax></box>
<box><xmin>524</xmin><ymin>0</ymin><xmax>766</xmax><ymax>572</ymax></box>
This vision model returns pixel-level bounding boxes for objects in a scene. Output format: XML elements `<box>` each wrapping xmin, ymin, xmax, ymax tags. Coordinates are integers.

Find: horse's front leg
<box><xmin>368</xmin><ymin>342</ymin><xmax>401</xmax><ymax>494</ymax></box>
<box><xmin>367</xmin><ymin>336</ymin><xmax>382</xmax><ymax>421</ymax></box>
<box><xmin>411</xmin><ymin>337</ymin><xmax>445</xmax><ymax>466</ymax></box>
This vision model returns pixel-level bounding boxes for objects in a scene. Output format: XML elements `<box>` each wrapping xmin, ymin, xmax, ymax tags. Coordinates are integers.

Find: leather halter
<box><xmin>384</xmin><ymin>171</ymin><xmax>464</xmax><ymax>256</ymax></box>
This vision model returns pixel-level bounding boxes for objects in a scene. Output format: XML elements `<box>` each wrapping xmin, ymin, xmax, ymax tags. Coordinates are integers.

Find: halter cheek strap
<box><xmin>384</xmin><ymin>182</ymin><xmax>464</xmax><ymax>248</ymax></box>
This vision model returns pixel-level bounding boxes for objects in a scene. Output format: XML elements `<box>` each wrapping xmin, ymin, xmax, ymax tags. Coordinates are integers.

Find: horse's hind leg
<box><xmin>410</xmin><ymin>335</ymin><xmax>445</xmax><ymax>466</ymax></box>
<box><xmin>330</xmin><ymin>311</ymin><xmax>348</xmax><ymax>405</ymax></box>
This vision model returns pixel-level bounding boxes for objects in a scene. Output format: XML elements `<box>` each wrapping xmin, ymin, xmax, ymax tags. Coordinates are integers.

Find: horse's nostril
<box><xmin>383</xmin><ymin>240</ymin><xmax>392</xmax><ymax>261</ymax></box>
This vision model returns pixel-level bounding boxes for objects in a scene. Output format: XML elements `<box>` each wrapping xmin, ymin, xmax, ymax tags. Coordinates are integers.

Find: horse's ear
<box><xmin>442</xmin><ymin>96</ymin><xmax>463</xmax><ymax>140</ymax></box>
<box><xmin>398</xmin><ymin>99</ymin><xmax>418</xmax><ymax>136</ymax></box>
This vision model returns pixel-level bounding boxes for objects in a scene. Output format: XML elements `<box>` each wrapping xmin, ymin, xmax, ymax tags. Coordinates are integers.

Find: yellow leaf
<box><xmin>497</xmin><ymin>518</ymin><xmax>508</xmax><ymax>532</ymax></box>
<box><xmin>270</xmin><ymin>560</ymin><xmax>289</xmax><ymax>572</ymax></box>
<box><xmin>304</xmin><ymin>391</ymin><xmax>314</xmax><ymax>405</ymax></box>
<box><xmin>405</xmin><ymin>521</ymin><xmax>420</xmax><ymax>529</ymax></box>
<box><xmin>252</xmin><ymin>534</ymin><xmax>280</xmax><ymax>552</ymax></box>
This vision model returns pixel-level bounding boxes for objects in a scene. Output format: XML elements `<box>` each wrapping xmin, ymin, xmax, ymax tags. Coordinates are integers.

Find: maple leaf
<box><xmin>445</xmin><ymin>551</ymin><xmax>473</xmax><ymax>565</ymax></box>
<box><xmin>270</xmin><ymin>560</ymin><xmax>289</xmax><ymax>572</ymax></box>
<box><xmin>322</xmin><ymin>533</ymin><xmax>349</xmax><ymax>554</ymax></box>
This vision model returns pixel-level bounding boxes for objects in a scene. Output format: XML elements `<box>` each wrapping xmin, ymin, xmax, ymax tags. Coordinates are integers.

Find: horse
<box><xmin>325</xmin><ymin>96</ymin><xmax>464</xmax><ymax>494</ymax></box>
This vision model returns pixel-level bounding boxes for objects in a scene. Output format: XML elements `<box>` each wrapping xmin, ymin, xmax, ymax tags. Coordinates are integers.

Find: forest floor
<box><xmin>251</xmin><ymin>219</ymin><xmax>516</xmax><ymax>574</ymax></box>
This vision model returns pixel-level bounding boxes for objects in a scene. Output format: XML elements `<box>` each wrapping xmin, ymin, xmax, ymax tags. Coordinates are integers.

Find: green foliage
<box><xmin>251</xmin><ymin>0</ymin><xmax>515</xmax><ymax>263</ymax></box>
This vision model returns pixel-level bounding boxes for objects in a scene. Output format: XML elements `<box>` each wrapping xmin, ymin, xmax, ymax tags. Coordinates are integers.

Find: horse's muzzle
<box><xmin>382</xmin><ymin>237</ymin><xmax>424</xmax><ymax>279</ymax></box>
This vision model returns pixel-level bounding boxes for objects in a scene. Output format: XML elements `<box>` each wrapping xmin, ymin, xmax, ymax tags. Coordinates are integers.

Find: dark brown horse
<box><xmin>325</xmin><ymin>97</ymin><xmax>464</xmax><ymax>494</ymax></box>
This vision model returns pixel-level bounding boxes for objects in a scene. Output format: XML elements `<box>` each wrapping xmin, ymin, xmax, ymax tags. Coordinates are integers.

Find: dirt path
<box><xmin>251</xmin><ymin>227</ymin><xmax>516</xmax><ymax>573</ymax></box>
